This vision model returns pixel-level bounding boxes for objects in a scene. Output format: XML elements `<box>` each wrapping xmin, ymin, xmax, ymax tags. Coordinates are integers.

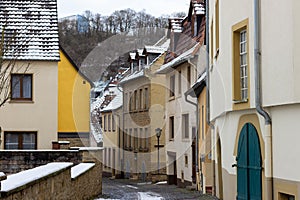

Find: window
<box><xmin>134</xmin><ymin>128</ymin><xmax>138</xmax><ymax>150</ymax></box>
<box><xmin>103</xmin><ymin>115</ymin><xmax>107</xmax><ymax>131</ymax></box>
<box><xmin>182</xmin><ymin>114</ymin><xmax>189</xmax><ymax>139</ymax></box>
<box><xmin>112</xmin><ymin>115</ymin><xmax>116</xmax><ymax>132</ymax></box>
<box><xmin>279</xmin><ymin>193</ymin><xmax>295</xmax><ymax>200</ymax></box>
<box><xmin>185</xmin><ymin>155</ymin><xmax>188</xmax><ymax>166</ymax></box>
<box><xmin>144</xmin><ymin>87</ymin><xmax>149</xmax><ymax>109</ymax></box>
<box><xmin>135</xmin><ymin>90</ymin><xmax>138</xmax><ymax>111</ymax></box>
<box><xmin>108</xmin><ymin>114</ymin><xmax>111</xmax><ymax>131</ymax></box>
<box><xmin>129</xmin><ymin>129</ymin><xmax>132</xmax><ymax>149</ymax></box>
<box><xmin>4</xmin><ymin>132</ymin><xmax>37</xmax><ymax>149</ymax></box>
<box><xmin>139</xmin><ymin>89</ymin><xmax>143</xmax><ymax>110</ymax></box>
<box><xmin>139</xmin><ymin>128</ymin><xmax>143</xmax><ymax>149</ymax></box>
<box><xmin>178</xmin><ymin>71</ymin><xmax>181</xmax><ymax>95</ymax></box>
<box><xmin>240</xmin><ymin>30</ymin><xmax>248</xmax><ymax>100</ymax></box>
<box><xmin>210</xmin><ymin>21</ymin><xmax>214</xmax><ymax>62</ymax></box>
<box><xmin>232</xmin><ymin>19</ymin><xmax>249</xmax><ymax>105</ymax></box>
<box><xmin>124</xmin><ymin>129</ymin><xmax>128</xmax><ymax>148</ymax></box>
<box><xmin>129</xmin><ymin>92</ymin><xmax>132</xmax><ymax>111</ymax></box>
<box><xmin>215</xmin><ymin>0</ymin><xmax>219</xmax><ymax>54</ymax></box>
<box><xmin>187</xmin><ymin>66</ymin><xmax>191</xmax><ymax>87</ymax></box>
<box><xmin>124</xmin><ymin>93</ymin><xmax>128</xmax><ymax>112</ymax></box>
<box><xmin>133</xmin><ymin>90</ymin><xmax>137</xmax><ymax>111</ymax></box>
<box><xmin>170</xmin><ymin>75</ymin><xmax>175</xmax><ymax>97</ymax></box>
<box><xmin>144</xmin><ymin>128</ymin><xmax>149</xmax><ymax>149</ymax></box>
<box><xmin>11</xmin><ymin>74</ymin><xmax>32</xmax><ymax>100</ymax></box>
<box><xmin>169</xmin><ymin>116</ymin><xmax>174</xmax><ymax>140</ymax></box>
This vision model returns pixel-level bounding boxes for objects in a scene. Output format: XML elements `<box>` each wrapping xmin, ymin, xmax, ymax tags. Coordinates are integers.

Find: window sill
<box><xmin>182</xmin><ymin>138</ymin><xmax>190</xmax><ymax>142</ymax></box>
<box><xmin>169</xmin><ymin>96</ymin><xmax>175</xmax><ymax>101</ymax></box>
<box><xmin>9</xmin><ymin>100</ymin><xmax>34</xmax><ymax>104</ymax></box>
<box><xmin>169</xmin><ymin>139</ymin><xmax>174</xmax><ymax>142</ymax></box>
<box><xmin>233</xmin><ymin>99</ymin><xmax>248</xmax><ymax>104</ymax></box>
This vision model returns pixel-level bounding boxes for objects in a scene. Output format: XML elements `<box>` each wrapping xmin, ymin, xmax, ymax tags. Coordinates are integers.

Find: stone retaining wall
<box><xmin>0</xmin><ymin>148</ymin><xmax>103</xmax><ymax>199</ymax></box>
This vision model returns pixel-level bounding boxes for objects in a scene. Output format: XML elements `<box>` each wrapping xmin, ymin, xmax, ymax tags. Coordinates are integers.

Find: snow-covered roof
<box><xmin>136</xmin><ymin>49</ymin><xmax>145</xmax><ymax>57</ymax></box>
<box><xmin>91</xmin><ymin>86</ymin><xmax>121</xmax><ymax>110</ymax></box>
<box><xmin>119</xmin><ymin>69</ymin><xmax>145</xmax><ymax>85</ymax></box>
<box><xmin>129</xmin><ymin>52</ymin><xmax>136</xmax><ymax>60</ymax></box>
<box><xmin>157</xmin><ymin>44</ymin><xmax>198</xmax><ymax>74</ymax></box>
<box><xmin>143</xmin><ymin>46</ymin><xmax>167</xmax><ymax>54</ymax></box>
<box><xmin>1</xmin><ymin>162</ymin><xmax>73</xmax><ymax>192</ymax></box>
<box><xmin>71</xmin><ymin>163</ymin><xmax>95</xmax><ymax>179</ymax></box>
<box><xmin>0</xmin><ymin>0</ymin><xmax>60</xmax><ymax>61</ymax></box>
<box><xmin>101</xmin><ymin>89</ymin><xmax>123</xmax><ymax>112</ymax></box>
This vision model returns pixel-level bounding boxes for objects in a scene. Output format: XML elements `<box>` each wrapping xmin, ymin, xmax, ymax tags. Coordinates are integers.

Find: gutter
<box><xmin>116</xmin><ymin>83</ymin><xmax>125</xmax><ymax>178</ymax></box>
<box><xmin>185</xmin><ymin>58</ymin><xmax>202</xmax><ymax>192</ymax></box>
<box><xmin>253</xmin><ymin>0</ymin><xmax>273</xmax><ymax>199</ymax></box>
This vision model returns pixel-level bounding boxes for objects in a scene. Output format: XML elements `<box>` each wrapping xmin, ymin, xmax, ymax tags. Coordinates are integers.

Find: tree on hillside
<box><xmin>58</xmin><ymin>8</ymin><xmax>177</xmax><ymax>67</ymax></box>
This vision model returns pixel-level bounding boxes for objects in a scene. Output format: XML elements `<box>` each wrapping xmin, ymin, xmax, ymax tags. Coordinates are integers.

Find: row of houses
<box><xmin>99</xmin><ymin>0</ymin><xmax>300</xmax><ymax>199</ymax></box>
<box><xmin>0</xmin><ymin>0</ymin><xmax>93</xmax><ymax>150</ymax></box>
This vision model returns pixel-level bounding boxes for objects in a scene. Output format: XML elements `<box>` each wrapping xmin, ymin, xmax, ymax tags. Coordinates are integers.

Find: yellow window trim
<box><xmin>215</xmin><ymin>0</ymin><xmax>219</xmax><ymax>56</ymax></box>
<box><xmin>232</xmin><ymin>18</ymin><xmax>250</xmax><ymax>111</ymax></box>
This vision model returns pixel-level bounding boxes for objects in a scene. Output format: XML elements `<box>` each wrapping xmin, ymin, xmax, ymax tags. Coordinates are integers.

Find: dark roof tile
<box><xmin>0</xmin><ymin>0</ymin><xmax>59</xmax><ymax>61</ymax></box>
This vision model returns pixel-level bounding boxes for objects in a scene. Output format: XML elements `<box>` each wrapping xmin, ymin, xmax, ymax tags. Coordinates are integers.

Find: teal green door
<box><xmin>236</xmin><ymin>123</ymin><xmax>262</xmax><ymax>200</ymax></box>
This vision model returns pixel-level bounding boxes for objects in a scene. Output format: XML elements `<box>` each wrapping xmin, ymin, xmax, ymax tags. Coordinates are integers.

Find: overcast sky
<box><xmin>57</xmin><ymin>0</ymin><xmax>189</xmax><ymax>18</ymax></box>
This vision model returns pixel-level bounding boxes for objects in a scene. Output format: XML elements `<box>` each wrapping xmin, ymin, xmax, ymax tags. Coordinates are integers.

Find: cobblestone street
<box><xmin>95</xmin><ymin>177</ymin><xmax>218</xmax><ymax>200</ymax></box>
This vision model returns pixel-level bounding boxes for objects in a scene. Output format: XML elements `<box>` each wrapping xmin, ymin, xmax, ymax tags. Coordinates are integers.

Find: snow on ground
<box><xmin>155</xmin><ymin>181</ymin><xmax>167</xmax><ymax>185</ymax></box>
<box><xmin>138</xmin><ymin>192</ymin><xmax>164</xmax><ymax>200</ymax></box>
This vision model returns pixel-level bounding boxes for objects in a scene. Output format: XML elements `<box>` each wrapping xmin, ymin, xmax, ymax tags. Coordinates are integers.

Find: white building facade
<box><xmin>209</xmin><ymin>0</ymin><xmax>300</xmax><ymax>199</ymax></box>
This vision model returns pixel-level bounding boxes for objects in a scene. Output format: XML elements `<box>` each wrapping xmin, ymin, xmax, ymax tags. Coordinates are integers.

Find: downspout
<box><xmin>117</xmin><ymin>84</ymin><xmax>125</xmax><ymax>178</ymax></box>
<box><xmin>205</xmin><ymin>0</ymin><xmax>216</xmax><ymax>196</ymax></box>
<box><xmin>253</xmin><ymin>0</ymin><xmax>273</xmax><ymax>199</ymax></box>
<box><xmin>184</xmin><ymin>89</ymin><xmax>201</xmax><ymax>192</ymax></box>
<box><xmin>184</xmin><ymin>59</ymin><xmax>203</xmax><ymax>191</ymax></box>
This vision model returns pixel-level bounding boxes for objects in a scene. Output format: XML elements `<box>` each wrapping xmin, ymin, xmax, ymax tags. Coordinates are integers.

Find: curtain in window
<box><xmin>12</xmin><ymin>76</ymin><xmax>21</xmax><ymax>98</ymax></box>
<box><xmin>23</xmin><ymin>75</ymin><xmax>32</xmax><ymax>98</ymax></box>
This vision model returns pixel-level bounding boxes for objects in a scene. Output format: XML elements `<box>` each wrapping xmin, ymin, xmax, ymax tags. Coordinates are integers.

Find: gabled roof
<box><xmin>101</xmin><ymin>89</ymin><xmax>123</xmax><ymax>112</ymax></box>
<box><xmin>60</xmin><ymin>47</ymin><xmax>94</xmax><ymax>87</ymax></box>
<box><xmin>143</xmin><ymin>46</ymin><xmax>167</xmax><ymax>55</ymax></box>
<box><xmin>0</xmin><ymin>0</ymin><xmax>60</xmax><ymax>61</ymax></box>
<box><xmin>185</xmin><ymin>71</ymin><xmax>206</xmax><ymax>98</ymax></box>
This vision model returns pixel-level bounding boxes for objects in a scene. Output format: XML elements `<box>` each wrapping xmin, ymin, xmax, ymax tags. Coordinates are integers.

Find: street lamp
<box><xmin>155</xmin><ymin>128</ymin><xmax>162</xmax><ymax>174</ymax></box>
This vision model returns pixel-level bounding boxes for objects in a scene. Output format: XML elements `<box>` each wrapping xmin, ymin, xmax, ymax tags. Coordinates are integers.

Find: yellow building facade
<box><xmin>58</xmin><ymin>48</ymin><xmax>93</xmax><ymax>147</ymax></box>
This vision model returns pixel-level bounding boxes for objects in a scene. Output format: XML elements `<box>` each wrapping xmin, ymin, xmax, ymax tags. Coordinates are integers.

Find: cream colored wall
<box><xmin>165</xmin><ymin>62</ymin><xmax>197</xmax><ymax>183</ymax></box>
<box><xmin>0</xmin><ymin>61</ymin><xmax>58</xmax><ymax>149</ymax></box>
<box><xmin>271</xmin><ymin>104</ymin><xmax>300</xmax><ymax>182</ymax></box>
<box><xmin>209</xmin><ymin>0</ymin><xmax>255</xmax><ymax>120</ymax></box>
<box><xmin>209</xmin><ymin>0</ymin><xmax>300</xmax><ymax>199</ymax></box>
<box><xmin>102</xmin><ymin>108</ymin><xmax>122</xmax><ymax>173</ymax></box>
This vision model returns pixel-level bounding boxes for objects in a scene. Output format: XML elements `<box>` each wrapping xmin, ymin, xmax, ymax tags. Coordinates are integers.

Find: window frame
<box><xmin>169</xmin><ymin>75</ymin><xmax>175</xmax><ymax>98</ymax></box>
<box><xmin>169</xmin><ymin>116</ymin><xmax>175</xmax><ymax>140</ymax></box>
<box><xmin>182</xmin><ymin>114</ymin><xmax>189</xmax><ymax>139</ymax></box>
<box><xmin>232</xmin><ymin>19</ymin><xmax>250</xmax><ymax>110</ymax></box>
<box><xmin>4</xmin><ymin>131</ymin><xmax>37</xmax><ymax>150</ymax></box>
<box><xmin>11</xmin><ymin>74</ymin><xmax>33</xmax><ymax>101</ymax></box>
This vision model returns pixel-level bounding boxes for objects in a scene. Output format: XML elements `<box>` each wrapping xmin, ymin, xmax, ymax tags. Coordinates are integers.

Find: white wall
<box><xmin>0</xmin><ymin>61</ymin><xmax>58</xmax><ymax>149</ymax></box>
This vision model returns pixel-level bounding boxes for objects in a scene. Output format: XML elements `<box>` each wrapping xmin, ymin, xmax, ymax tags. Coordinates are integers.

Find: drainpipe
<box><xmin>253</xmin><ymin>0</ymin><xmax>273</xmax><ymax>199</ymax></box>
<box><xmin>117</xmin><ymin>84</ymin><xmax>125</xmax><ymax>178</ymax></box>
<box><xmin>184</xmin><ymin>89</ymin><xmax>201</xmax><ymax>192</ymax></box>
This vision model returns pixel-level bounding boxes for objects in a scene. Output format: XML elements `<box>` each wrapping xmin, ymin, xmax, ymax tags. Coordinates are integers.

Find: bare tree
<box><xmin>0</xmin><ymin>26</ymin><xmax>30</xmax><ymax>107</ymax></box>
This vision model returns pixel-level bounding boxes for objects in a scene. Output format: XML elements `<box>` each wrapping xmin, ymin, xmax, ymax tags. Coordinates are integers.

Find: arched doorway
<box><xmin>236</xmin><ymin>123</ymin><xmax>262</xmax><ymax>200</ymax></box>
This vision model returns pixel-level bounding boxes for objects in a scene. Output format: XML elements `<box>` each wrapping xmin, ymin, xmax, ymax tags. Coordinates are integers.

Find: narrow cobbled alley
<box><xmin>95</xmin><ymin>177</ymin><xmax>218</xmax><ymax>200</ymax></box>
